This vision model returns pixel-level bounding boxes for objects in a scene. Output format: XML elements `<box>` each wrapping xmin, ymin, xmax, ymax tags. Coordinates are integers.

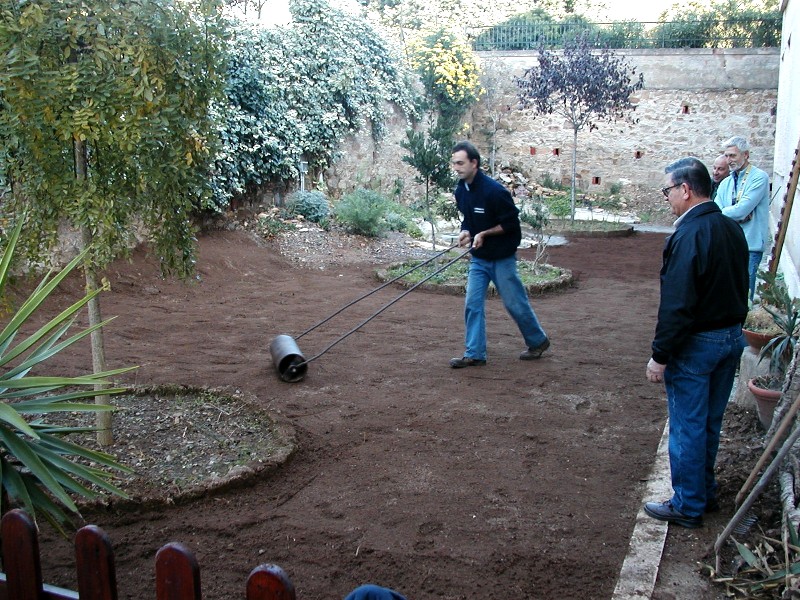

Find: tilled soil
<box><xmin>15</xmin><ymin>227</ymin><xmax>769</xmax><ymax>599</ymax></box>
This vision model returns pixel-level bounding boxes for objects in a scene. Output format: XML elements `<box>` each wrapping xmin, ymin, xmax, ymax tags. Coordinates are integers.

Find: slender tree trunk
<box><xmin>490</xmin><ymin>117</ymin><xmax>498</xmax><ymax>177</ymax></box>
<box><xmin>74</xmin><ymin>139</ymin><xmax>113</xmax><ymax>446</ymax></box>
<box><xmin>570</xmin><ymin>127</ymin><xmax>578</xmax><ymax>223</ymax></box>
<box><xmin>426</xmin><ymin>179</ymin><xmax>436</xmax><ymax>250</ymax></box>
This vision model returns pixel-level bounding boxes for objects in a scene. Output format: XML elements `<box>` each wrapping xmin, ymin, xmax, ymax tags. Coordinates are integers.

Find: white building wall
<box><xmin>773</xmin><ymin>0</ymin><xmax>800</xmax><ymax>296</ymax></box>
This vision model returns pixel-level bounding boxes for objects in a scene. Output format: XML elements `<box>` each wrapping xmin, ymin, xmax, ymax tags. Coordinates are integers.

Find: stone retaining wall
<box><xmin>326</xmin><ymin>48</ymin><xmax>779</xmax><ymax>206</ymax></box>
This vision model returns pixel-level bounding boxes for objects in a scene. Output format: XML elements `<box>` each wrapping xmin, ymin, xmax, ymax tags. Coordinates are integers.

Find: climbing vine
<box><xmin>212</xmin><ymin>0</ymin><xmax>415</xmax><ymax>208</ymax></box>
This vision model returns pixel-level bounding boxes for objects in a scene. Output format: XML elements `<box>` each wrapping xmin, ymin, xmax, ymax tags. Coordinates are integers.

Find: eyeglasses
<box><xmin>661</xmin><ymin>183</ymin><xmax>681</xmax><ymax>197</ymax></box>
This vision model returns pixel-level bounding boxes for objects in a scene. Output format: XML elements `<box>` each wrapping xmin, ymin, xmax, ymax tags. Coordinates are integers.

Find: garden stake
<box><xmin>269</xmin><ymin>245</ymin><xmax>470</xmax><ymax>382</ymax></box>
<box><xmin>715</xmin><ymin>422</ymin><xmax>800</xmax><ymax>572</ymax></box>
<box><xmin>735</xmin><ymin>390</ymin><xmax>800</xmax><ymax>507</ymax></box>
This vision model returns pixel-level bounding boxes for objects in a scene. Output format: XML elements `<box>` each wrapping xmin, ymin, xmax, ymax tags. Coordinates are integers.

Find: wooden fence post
<box><xmin>246</xmin><ymin>564</ymin><xmax>296</xmax><ymax>600</ymax></box>
<box><xmin>155</xmin><ymin>542</ymin><xmax>202</xmax><ymax>600</ymax></box>
<box><xmin>1</xmin><ymin>509</ymin><xmax>45</xmax><ymax>600</ymax></box>
<box><xmin>75</xmin><ymin>524</ymin><xmax>118</xmax><ymax>600</ymax></box>
<box><xmin>1</xmin><ymin>511</ymin><xmax>300</xmax><ymax>600</ymax></box>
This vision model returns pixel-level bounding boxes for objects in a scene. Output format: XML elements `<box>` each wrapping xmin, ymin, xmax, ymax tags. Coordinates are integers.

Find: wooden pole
<box><xmin>768</xmin><ymin>135</ymin><xmax>800</xmax><ymax>275</ymax></box>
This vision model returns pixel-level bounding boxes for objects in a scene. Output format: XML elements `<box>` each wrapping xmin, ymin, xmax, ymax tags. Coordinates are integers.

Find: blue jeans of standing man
<box><xmin>463</xmin><ymin>255</ymin><xmax>548</xmax><ymax>360</ymax></box>
<box><xmin>663</xmin><ymin>325</ymin><xmax>745</xmax><ymax>517</ymax></box>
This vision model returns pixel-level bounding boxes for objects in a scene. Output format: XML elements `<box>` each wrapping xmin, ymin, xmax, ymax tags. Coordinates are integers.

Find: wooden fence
<box><xmin>0</xmin><ymin>509</ymin><xmax>296</xmax><ymax>600</ymax></box>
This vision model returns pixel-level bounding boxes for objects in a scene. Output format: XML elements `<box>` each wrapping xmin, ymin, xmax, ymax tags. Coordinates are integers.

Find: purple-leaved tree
<box><xmin>515</xmin><ymin>34</ymin><xmax>644</xmax><ymax>221</ymax></box>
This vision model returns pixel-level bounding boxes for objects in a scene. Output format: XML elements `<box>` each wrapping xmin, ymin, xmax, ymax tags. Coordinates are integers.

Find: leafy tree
<box><xmin>471</xmin><ymin>0</ymin><xmax>777</xmax><ymax>51</ymax></box>
<box><xmin>358</xmin><ymin>0</ymin><xmax>584</xmax><ymax>49</ymax></box>
<box><xmin>476</xmin><ymin>59</ymin><xmax>509</xmax><ymax>176</ymax></box>
<box><xmin>213</xmin><ymin>1</ymin><xmax>414</xmax><ymax>208</ymax></box>
<box><xmin>401</xmin><ymin>119</ymin><xmax>455</xmax><ymax>248</ymax></box>
<box><xmin>0</xmin><ymin>0</ymin><xmax>228</xmax><ymax>444</ymax></box>
<box><xmin>515</xmin><ymin>34</ymin><xmax>644</xmax><ymax>221</ymax></box>
<box><xmin>653</xmin><ymin>0</ymin><xmax>780</xmax><ymax>48</ymax></box>
<box><xmin>225</xmin><ymin>0</ymin><xmax>270</xmax><ymax>19</ymax></box>
<box><xmin>408</xmin><ymin>29</ymin><xmax>481</xmax><ymax>131</ymax></box>
<box><xmin>402</xmin><ymin>29</ymin><xmax>479</xmax><ymax>245</ymax></box>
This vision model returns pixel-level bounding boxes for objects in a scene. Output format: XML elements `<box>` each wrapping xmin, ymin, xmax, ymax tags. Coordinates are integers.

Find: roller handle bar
<box><xmin>297</xmin><ymin>246</ymin><xmax>471</xmax><ymax>365</ymax></box>
<box><xmin>294</xmin><ymin>243</ymin><xmax>460</xmax><ymax>341</ymax></box>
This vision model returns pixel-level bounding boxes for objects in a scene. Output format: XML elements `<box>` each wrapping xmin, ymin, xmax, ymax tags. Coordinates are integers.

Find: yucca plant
<box><xmin>1</xmin><ymin>216</ymin><xmax>135</xmax><ymax>534</ymax></box>
<box><xmin>754</xmin><ymin>271</ymin><xmax>800</xmax><ymax>391</ymax></box>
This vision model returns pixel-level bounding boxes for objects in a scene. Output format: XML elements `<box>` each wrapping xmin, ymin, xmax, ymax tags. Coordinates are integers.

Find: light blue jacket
<box><xmin>714</xmin><ymin>163</ymin><xmax>770</xmax><ymax>252</ymax></box>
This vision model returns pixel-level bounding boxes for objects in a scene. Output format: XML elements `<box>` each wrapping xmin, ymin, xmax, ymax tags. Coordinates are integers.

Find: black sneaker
<box><xmin>644</xmin><ymin>500</ymin><xmax>703</xmax><ymax>528</ymax></box>
<box><xmin>520</xmin><ymin>338</ymin><xmax>550</xmax><ymax>360</ymax></box>
<box><xmin>449</xmin><ymin>356</ymin><xmax>487</xmax><ymax>368</ymax></box>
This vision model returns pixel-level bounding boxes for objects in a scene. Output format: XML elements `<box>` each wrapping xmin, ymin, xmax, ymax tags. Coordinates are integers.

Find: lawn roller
<box><xmin>269</xmin><ymin>244</ymin><xmax>471</xmax><ymax>382</ymax></box>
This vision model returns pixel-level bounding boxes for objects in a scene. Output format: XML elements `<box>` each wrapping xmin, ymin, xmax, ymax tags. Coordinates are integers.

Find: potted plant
<box><xmin>747</xmin><ymin>271</ymin><xmax>800</xmax><ymax>428</ymax></box>
<box><xmin>743</xmin><ymin>303</ymin><xmax>782</xmax><ymax>351</ymax></box>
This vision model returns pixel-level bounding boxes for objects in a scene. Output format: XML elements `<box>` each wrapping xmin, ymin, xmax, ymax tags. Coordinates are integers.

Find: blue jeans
<box><xmin>463</xmin><ymin>255</ymin><xmax>548</xmax><ymax>360</ymax></box>
<box><xmin>749</xmin><ymin>251</ymin><xmax>763</xmax><ymax>301</ymax></box>
<box><xmin>664</xmin><ymin>325</ymin><xmax>745</xmax><ymax>517</ymax></box>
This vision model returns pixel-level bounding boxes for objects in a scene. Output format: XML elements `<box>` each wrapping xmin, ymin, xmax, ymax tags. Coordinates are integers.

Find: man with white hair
<box><xmin>714</xmin><ymin>136</ymin><xmax>770</xmax><ymax>300</ymax></box>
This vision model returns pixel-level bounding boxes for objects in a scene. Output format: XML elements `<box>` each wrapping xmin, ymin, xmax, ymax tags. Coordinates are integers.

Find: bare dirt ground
<box><xmin>17</xmin><ymin>225</ymin><xmax>775</xmax><ymax>599</ymax></box>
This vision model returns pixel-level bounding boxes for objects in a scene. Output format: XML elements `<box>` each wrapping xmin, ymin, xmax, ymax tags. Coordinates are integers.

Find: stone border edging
<box><xmin>78</xmin><ymin>384</ymin><xmax>297</xmax><ymax>510</ymax></box>
<box><xmin>375</xmin><ymin>261</ymin><xmax>574</xmax><ymax>296</ymax></box>
<box><xmin>544</xmin><ymin>224</ymin><xmax>636</xmax><ymax>238</ymax></box>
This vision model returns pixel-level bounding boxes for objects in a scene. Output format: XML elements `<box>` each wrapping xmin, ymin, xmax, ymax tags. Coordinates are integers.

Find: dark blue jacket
<box><xmin>455</xmin><ymin>170</ymin><xmax>521</xmax><ymax>260</ymax></box>
<box><xmin>651</xmin><ymin>201</ymin><xmax>749</xmax><ymax>365</ymax></box>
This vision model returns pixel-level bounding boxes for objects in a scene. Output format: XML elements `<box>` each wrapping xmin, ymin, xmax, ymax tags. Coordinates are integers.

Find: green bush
<box><xmin>335</xmin><ymin>189</ymin><xmax>389</xmax><ymax>237</ymax></box>
<box><xmin>593</xmin><ymin>194</ymin><xmax>622</xmax><ymax>211</ymax></box>
<box><xmin>383</xmin><ymin>201</ymin><xmax>424</xmax><ymax>238</ymax></box>
<box><xmin>286</xmin><ymin>191</ymin><xmax>331</xmax><ymax>225</ymax></box>
<box><xmin>520</xmin><ymin>200</ymin><xmax>549</xmax><ymax>230</ymax></box>
<box><xmin>256</xmin><ymin>214</ymin><xmax>296</xmax><ymax>239</ymax></box>
<box><xmin>543</xmin><ymin>193</ymin><xmax>572</xmax><ymax>218</ymax></box>
<box><xmin>384</xmin><ymin>211</ymin><xmax>423</xmax><ymax>238</ymax></box>
<box><xmin>540</xmin><ymin>172</ymin><xmax>566</xmax><ymax>190</ymax></box>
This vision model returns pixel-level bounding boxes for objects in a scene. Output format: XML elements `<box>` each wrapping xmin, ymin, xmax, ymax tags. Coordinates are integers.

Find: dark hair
<box><xmin>452</xmin><ymin>141</ymin><xmax>481</xmax><ymax>164</ymax></box>
<box><xmin>664</xmin><ymin>156</ymin><xmax>712</xmax><ymax>198</ymax></box>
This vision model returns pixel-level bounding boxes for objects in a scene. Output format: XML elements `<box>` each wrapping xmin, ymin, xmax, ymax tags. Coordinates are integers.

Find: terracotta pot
<box><xmin>747</xmin><ymin>377</ymin><xmax>781</xmax><ymax>429</ymax></box>
<box><xmin>742</xmin><ymin>328</ymin><xmax>778</xmax><ymax>352</ymax></box>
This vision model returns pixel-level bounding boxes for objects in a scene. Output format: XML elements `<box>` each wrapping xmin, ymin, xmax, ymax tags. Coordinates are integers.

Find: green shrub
<box><xmin>383</xmin><ymin>200</ymin><xmax>424</xmax><ymax>238</ymax></box>
<box><xmin>433</xmin><ymin>192</ymin><xmax>459</xmax><ymax>222</ymax></box>
<box><xmin>593</xmin><ymin>194</ymin><xmax>622</xmax><ymax>211</ymax></box>
<box><xmin>520</xmin><ymin>200</ymin><xmax>549</xmax><ymax>230</ymax></box>
<box><xmin>540</xmin><ymin>172</ymin><xmax>565</xmax><ymax>190</ymax></box>
<box><xmin>543</xmin><ymin>193</ymin><xmax>572</xmax><ymax>218</ymax></box>
<box><xmin>256</xmin><ymin>214</ymin><xmax>296</xmax><ymax>239</ymax></box>
<box><xmin>385</xmin><ymin>211</ymin><xmax>422</xmax><ymax>237</ymax></box>
<box><xmin>286</xmin><ymin>191</ymin><xmax>331</xmax><ymax>225</ymax></box>
<box><xmin>335</xmin><ymin>189</ymin><xmax>389</xmax><ymax>237</ymax></box>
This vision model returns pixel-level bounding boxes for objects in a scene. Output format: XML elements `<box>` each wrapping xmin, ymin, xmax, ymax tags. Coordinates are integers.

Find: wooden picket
<box><xmin>0</xmin><ymin>509</ymin><xmax>296</xmax><ymax>600</ymax></box>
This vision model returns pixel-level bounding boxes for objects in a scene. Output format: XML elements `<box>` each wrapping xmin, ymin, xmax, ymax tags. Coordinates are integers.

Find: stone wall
<box><xmin>326</xmin><ymin>48</ymin><xmax>779</xmax><ymax>208</ymax></box>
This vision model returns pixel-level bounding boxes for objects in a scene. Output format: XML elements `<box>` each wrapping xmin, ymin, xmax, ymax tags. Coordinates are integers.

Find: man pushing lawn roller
<box><xmin>449</xmin><ymin>141</ymin><xmax>551</xmax><ymax>368</ymax></box>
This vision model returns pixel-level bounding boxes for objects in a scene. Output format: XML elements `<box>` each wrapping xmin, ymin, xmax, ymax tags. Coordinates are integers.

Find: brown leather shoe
<box><xmin>449</xmin><ymin>356</ymin><xmax>487</xmax><ymax>368</ymax></box>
